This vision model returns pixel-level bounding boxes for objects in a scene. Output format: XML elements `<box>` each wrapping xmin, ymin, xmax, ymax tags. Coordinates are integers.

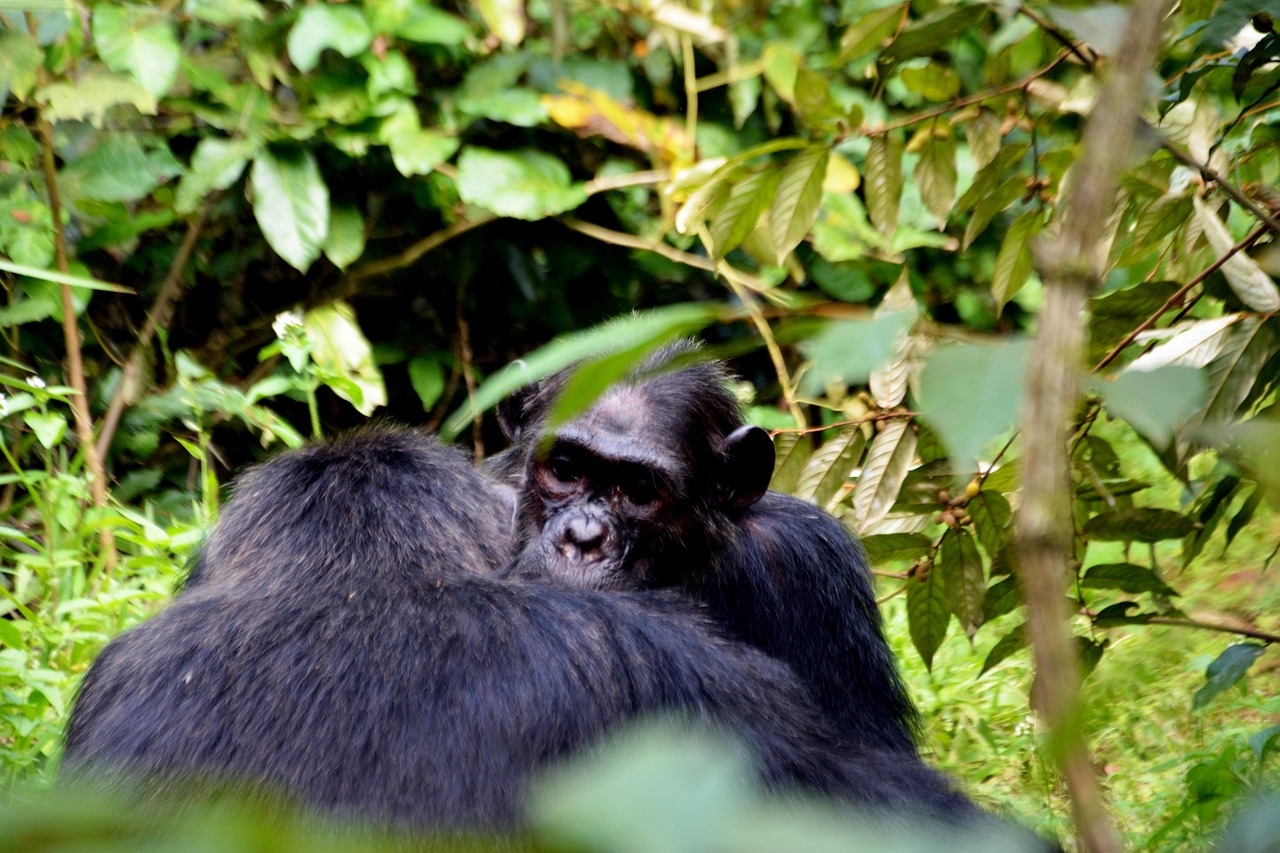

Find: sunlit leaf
<box><xmin>456</xmin><ymin>148</ymin><xmax>587</xmax><ymax>220</ymax></box>
<box><xmin>794</xmin><ymin>426</ymin><xmax>865</xmax><ymax>510</ymax></box>
<box><xmin>918</xmin><ymin>338</ymin><xmax>1033</xmax><ymax>468</ymax></box>
<box><xmin>769</xmin><ymin>431</ymin><xmax>813</xmax><ymax>495</ymax></box>
<box><xmin>708</xmin><ymin>167</ymin><xmax>781</xmax><ymax>258</ymax></box>
<box><xmin>865</xmin><ymin>134</ymin><xmax>903</xmax><ymax>238</ymax></box>
<box><xmin>768</xmin><ymin>147</ymin><xmax>829</xmax><ymax>262</ymax></box>
<box><xmin>323</xmin><ymin>205</ymin><xmax>365</xmax><ymax>271</ymax></box>
<box><xmin>1095</xmin><ymin>364</ymin><xmax>1208</xmax><ymax>447</ymax></box>
<box><xmin>799</xmin><ymin>309</ymin><xmax>917</xmax><ymax>394</ymax></box>
<box><xmin>408</xmin><ymin>357</ymin><xmax>447</xmax><ymax>412</ymax></box>
<box><xmin>477</xmin><ymin>0</ymin><xmax>525</xmax><ymax>45</ymax></box>
<box><xmin>175</xmin><ymin>137</ymin><xmax>256</xmax><ymax>214</ymax></box>
<box><xmin>913</xmin><ymin>130</ymin><xmax>956</xmax><ymax>227</ymax></box>
<box><xmin>851</xmin><ymin>419</ymin><xmax>916</xmax><ymax>533</ymax></box>
<box><xmin>93</xmin><ymin>6</ymin><xmax>180</xmax><ymax>97</ymax></box>
<box><xmin>251</xmin><ymin>147</ymin><xmax>330</xmax><ymax>272</ymax></box>
<box><xmin>287</xmin><ymin>4</ymin><xmax>373</xmax><ymax>73</ymax></box>
<box><xmin>1193</xmin><ymin>197</ymin><xmax>1280</xmax><ymax>312</ymax></box>
<box><xmin>305</xmin><ymin>301</ymin><xmax>387</xmax><ymax>416</ymax></box>
<box><xmin>61</xmin><ymin>136</ymin><xmax>181</xmax><ymax>203</ymax></box>
<box><xmin>992</xmin><ymin>209</ymin><xmax>1046</xmax><ymax>311</ymax></box>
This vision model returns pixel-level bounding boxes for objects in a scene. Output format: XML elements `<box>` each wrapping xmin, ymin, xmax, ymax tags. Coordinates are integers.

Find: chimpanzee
<box><xmin>494</xmin><ymin>341</ymin><xmax>920</xmax><ymax>754</ymax></box>
<box><xmin>62</xmin><ymin>427</ymin><xmax>975</xmax><ymax>831</ymax></box>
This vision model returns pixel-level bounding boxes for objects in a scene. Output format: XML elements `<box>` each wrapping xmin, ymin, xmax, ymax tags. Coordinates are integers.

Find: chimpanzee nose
<box><xmin>564</xmin><ymin>516</ymin><xmax>605</xmax><ymax>554</ymax></box>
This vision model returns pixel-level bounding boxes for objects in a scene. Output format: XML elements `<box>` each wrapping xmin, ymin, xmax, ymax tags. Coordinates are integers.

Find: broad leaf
<box><xmin>477</xmin><ymin>0</ymin><xmax>525</xmax><ymax>44</ymax></box>
<box><xmin>865</xmin><ymin>134</ymin><xmax>903</xmax><ymax>237</ymax></box>
<box><xmin>918</xmin><ymin>338</ymin><xmax>1033</xmax><ymax>468</ymax></box>
<box><xmin>1082</xmin><ymin>508</ymin><xmax>1198</xmax><ymax>542</ymax></box>
<box><xmin>251</xmin><ymin>147</ymin><xmax>330</xmax><ymax>272</ymax></box>
<box><xmin>708</xmin><ymin>167</ymin><xmax>781</xmax><ymax>258</ymax></box>
<box><xmin>913</xmin><ymin>131</ymin><xmax>956</xmax><ymax>227</ymax></box>
<box><xmin>92</xmin><ymin>6</ymin><xmax>180</xmax><ymax>97</ymax></box>
<box><xmin>323</xmin><ymin>205</ymin><xmax>365</xmax><ymax>271</ymax></box>
<box><xmin>1193</xmin><ymin>198</ymin><xmax>1280</xmax><ymax>312</ymax></box>
<box><xmin>61</xmin><ymin>136</ymin><xmax>181</xmax><ymax>203</ymax></box>
<box><xmin>907</xmin><ymin>563</ymin><xmax>951</xmax><ymax>670</ymax></box>
<box><xmin>1080</xmin><ymin>563</ymin><xmax>1178</xmax><ymax>596</ymax></box>
<box><xmin>768</xmin><ymin>147</ymin><xmax>829</xmax><ymax>262</ymax></box>
<box><xmin>881</xmin><ymin>5</ymin><xmax>989</xmax><ymax>62</ymax></box>
<box><xmin>984</xmin><ymin>574</ymin><xmax>1021</xmax><ymax>622</ymax></box>
<box><xmin>955</xmin><ymin>143</ymin><xmax>1029</xmax><ymax>216</ymax></box>
<box><xmin>794</xmin><ymin>426</ymin><xmax>865</xmax><ymax>510</ymax></box>
<box><xmin>992</xmin><ymin>209</ymin><xmax>1046</xmax><ymax>311</ymax></box>
<box><xmin>770</xmin><ymin>432</ymin><xmax>813</xmax><ymax>495</ymax></box>
<box><xmin>1192</xmin><ymin>643</ymin><xmax>1266</xmax><ymax>709</ymax></box>
<box><xmin>861</xmin><ymin>532</ymin><xmax>932</xmax><ymax>565</ymax></box>
<box><xmin>175</xmin><ymin>137</ymin><xmax>255</xmax><ymax>214</ymax></box>
<box><xmin>1095</xmin><ymin>364</ymin><xmax>1208</xmax><ymax>447</ymax></box>
<box><xmin>408</xmin><ymin>357</ymin><xmax>447</xmax><ymax>411</ymax></box>
<box><xmin>287</xmin><ymin>4</ymin><xmax>373</xmax><ymax>73</ymax></box>
<box><xmin>456</xmin><ymin>148</ymin><xmax>587</xmax><ymax>220</ymax></box>
<box><xmin>799</xmin><ymin>309</ymin><xmax>917</xmax><ymax>394</ymax></box>
<box><xmin>305</xmin><ymin>301</ymin><xmax>387</xmax><ymax>416</ymax></box>
<box><xmin>939</xmin><ymin>528</ymin><xmax>985</xmax><ymax>638</ymax></box>
<box><xmin>980</xmin><ymin>623</ymin><xmax>1026</xmax><ymax>675</ymax></box>
<box><xmin>851</xmin><ymin>419</ymin><xmax>916</xmax><ymax>533</ymax></box>
<box><xmin>37</xmin><ymin>71</ymin><xmax>156</xmax><ymax>126</ymax></box>
<box><xmin>969</xmin><ymin>490</ymin><xmax>1012</xmax><ymax>559</ymax></box>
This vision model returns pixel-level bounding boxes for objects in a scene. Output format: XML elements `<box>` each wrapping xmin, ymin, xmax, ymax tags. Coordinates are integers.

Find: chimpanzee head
<box><xmin>504</xmin><ymin>342</ymin><xmax>775</xmax><ymax>589</ymax></box>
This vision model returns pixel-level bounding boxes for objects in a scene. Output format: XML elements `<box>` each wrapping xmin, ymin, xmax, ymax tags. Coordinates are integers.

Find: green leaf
<box><xmin>380</xmin><ymin>107</ymin><xmax>461</xmax><ymax>177</ymax></box>
<box><xmin>0</xmin><ymin>259</ymin><xmax>128</xmax><ymax>293</ymax></box>
<box><xmin>768</xmin><ymin>147</ymin><xmax>829</xmax><ymax>262</ymax></box>
<box><xmin>305</xmin><ymin>301</ymin><xmax>387</xmax><ymax>417</ymax></box>
<box><xmin>1195</xmin><ymin>0</ymin><xmax>1280</xmax><ymax>51</ymax></box>
<box><xmin>882</xmin><ymin>5</ymin><xmax>989</xmax><ymax>62</ymax></box>
<box><xmin>992</xmin><ymin>209</ymin><xmax>1045</xmax><ymax>311</ymax></box>
<box><xmin>708</xmin><ymin>167</ymin><xmax>781</xmax><ymax>259</ymax></box>
<box><xmin>838</xmin><ymin>5</ymin><xmax>902</xmax><ymax>63</ymax></box>
<box><xmin>907</xmin><ymin>563</ymin><xmax>950</xmax><ymax>670</ymax></box>
<box><xmin>918</xmin><ymin>338</ymin><xmax>1033</xmax><ymax>468</ymax></box>
<box><xmin>980</xmin><ymin>623</ymin><xmax>1026</xmax><ymax>675</ymax></box>
<box><xmin>0</xmin><ymin>29</ymin><xmax>42</xmax><ymax>100</ymax></box>
<box><xmin>851</xmin><ymin>419</ymin><xmax>916</xmax><ymax>533</ymax></box>
<box><xmin>969</xmin><ymin>490</ymin><xmax>1012</xmax><ymax>559</ymax></box>
<box><xmin>394</xmin><ymin>5</ymin><xmax>471</xmax><ymax>44</ymax></box>
<box><xmin>1192</xmin><ymin>643</ymin><xmax>1266</xmax><ymax>709</ymax></box>
<box><xmin>0</xmin><ymin>618</ymin><xmax>24</xmax><ymax>651</ymax></box>
<box><xmin>175</xmin><ymin>137</ymin><xmax>256</xmax><ymax>214</ymax></box>
<box><xmin>799</xmin><ymin>309</ymin><xmax>917</xmax><ymax>393</ymax></box>
<box><xmin>443</xmin><ymin>304</ymin><xmax>721</xmax><ymax>439</ymax></box>
<box><xmin>1093</xmin><ymin>601</ymin><xmax>1154</xmax><ymax>627</ymax></box>
<box><xmin>251</xmin><ymin>147</ymin><xmax>330</xmax><ymax>272</ymax></box>
<box><xmin>1083</xmin><ymin>508</ymin><xmax>1199</xmax><ymax>542</ymax></box>
<box><xmin>92</xmin><ymin>6</ymin><xmax>180</xmax><ymax>97</ymax></box>
<box><xmin>939</xmin><ymin>528</ymin><xmax>985</xmax><ymax>638</ymax></box>
<box><xmin>961</xmin><ymin>175</ymin><xmax>1024</xmax><ymax>250</ymax></box>
<box><xmin>37</xmin><ymin>70</ymin><xmax>157</xmax><ymax>126</ymax></box>
<box><xmin>900</xmin><ymin>64</ymin><xmax>960</xmax><ymax>102</ymax></box>
<box><xmin>955</xmin><ymin>142</ymin><xmax>1028</xmax><ymax>216</ymax></box>
<box><xmin>1094</xmin><ymin>364</ymin><xmax>1208</xmax><ymax>447</ymax></box>
<box><xmin>769</xmin><ymin>432</ymin><xmax>813</xmax><ymax>495</ymax></box>
<box><xmin>456</xmin><ymin>148</ymin><xmax>587</xmax><ymax>221</ymax></box>
<box><xmin>24</xmin><ymin>410</ymin><xmax>66</xmax><ymax>449</ymax></box>
<box><xmin>477</xmin><ymin>0</ymin><xmax>525</xmax><ymax>44</ymax></box>
<box><xmin>794</xmin><ymin>426</ymin><xmax>865</xmax><ymax>510</ymax></box>
<box><xmin>60</xmin><ymin>136</ymin><xmax>181</xmax><ymax>203</ymax></box>
<box><xmin>865</xmin><ymin>133</ymin><xmax>903</xmax><ymax>238</ymax></box>
<box><xmin>964</xmin><ymin>109</ymin><xmax>1002</xmax><ymax>170</ymax></box>
<box><xmin>913</xmin><ymin>131</ymin><xmax>956</xmax><ymax>226</ymax></box>
<box><xmin>1080</xmin><ymin>563</ymin><xmax>1178</xmax><ymax>596</ymax></box>
<box><xmin>408</xmin><ymin>357</ymin><xmax>447</xmax><ymax>412</ymax></box>
<box><xmin>287</xmin><ymin>4</ymin><xmax>373</xmax><ymax>73</ymax></box>
<box><xmin>794</xmin><ymin>69</ymin><xmax>838</xmax><ymax>129</ymax></box>
<box><xmin>186</xmin><ymin>0</ymin><xmax>267</xmax><ymax>25</ymax></box>
<box><xmin>1248</xmin><ymin>723</ymin><xmax>1280</xmax><ymax>763</ymax></box>
<box><xmin>1193</xmin><ymin>197</ymin><xmax>1280</xmax><ymax>312</ymax></box>
<box><xmin>323</xmin><ymin>205</ymin><xmax>365</xmax><ymax>271</ymax></box>
<box><xmin>984</xmin><ymin>574</ymin><xmax>1020</xmax><ymax>621</ymax></box>
<box><xmin>861</xmin><ymin>532</ymin><xmax>932</xmax><ymax>565</ymax></box>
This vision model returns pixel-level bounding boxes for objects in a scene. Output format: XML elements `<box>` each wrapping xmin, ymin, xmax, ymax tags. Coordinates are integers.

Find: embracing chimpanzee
<box><xmin>492</xmin><ymin>341</ymin><xmax>917</xmax><ymax>754</ymax></box>
<box><xmin>61</xmin><ymin>342</ymin><xmax>994</xmax><ymax>837</ymax></box>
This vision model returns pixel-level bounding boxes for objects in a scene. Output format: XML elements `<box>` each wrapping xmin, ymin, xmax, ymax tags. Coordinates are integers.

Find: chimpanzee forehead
<box><xmin>548</xmin><ymin>387</ymin><xmax>688</xmax><ymax>475</ymax></box>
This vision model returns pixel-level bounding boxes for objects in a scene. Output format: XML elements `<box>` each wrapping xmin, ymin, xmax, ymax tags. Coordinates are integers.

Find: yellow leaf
<box><xmin>823</xmin><ymin>152</ymin><xmax>861</xmax><ymax>194</ymax></box>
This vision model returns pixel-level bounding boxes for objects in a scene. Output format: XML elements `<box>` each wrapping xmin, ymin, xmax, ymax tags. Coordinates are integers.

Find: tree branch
<box><xmin>1017</xmin><ymin>1</ymin><xmax>1173</xmax><ymax>851</ymax></box>
<box><xmin>95</xmin><ymin>201</ymin><xmax>212</xmax><ymax>461</ymax></box>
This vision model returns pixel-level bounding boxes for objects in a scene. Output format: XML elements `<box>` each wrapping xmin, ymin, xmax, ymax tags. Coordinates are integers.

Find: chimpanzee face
<box><xmin>515</xmin><ymin>383</ymin><xmax>776</xmax><ymax>591</ymax></box>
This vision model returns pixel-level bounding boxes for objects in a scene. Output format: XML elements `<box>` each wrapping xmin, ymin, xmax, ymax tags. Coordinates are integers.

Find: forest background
<box><xmin>0</xmin><ymin>0</ymin><xmax>1279</xmax><ymax>849</ymax></box>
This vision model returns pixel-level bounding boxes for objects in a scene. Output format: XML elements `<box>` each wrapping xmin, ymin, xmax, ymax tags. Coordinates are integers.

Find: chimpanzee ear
<box><xmin>717</xmin><ymin>425</ymin><xmax>775</xmax><ymax>510</ymax></box>
<box><xmin>497</xmin><ymin>383</ymin><xmax>538</xmax><ymax>441</ymax></box>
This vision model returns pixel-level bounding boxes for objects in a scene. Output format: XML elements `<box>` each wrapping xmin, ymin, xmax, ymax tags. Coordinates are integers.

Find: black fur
<box><xmin>63</xmin><ymin>428</ymin><xmax>973</xmax><ymax>830</ymax></box>
<box><xmin>496</xmin><ymin>342</ymin><xmax>920</xmax><ymax>754</ymax></box>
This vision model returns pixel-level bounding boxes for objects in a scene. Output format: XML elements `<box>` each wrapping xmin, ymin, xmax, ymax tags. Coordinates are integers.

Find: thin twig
<box><xmin>770</xmin><ymin>409</ymin><xmax>919</xmax><ymax>436</ymax></box>
<box><xmin>346</xmin><ymin>214</ymin><xmax>498</xmax><ymax>285</ymax></box>
<box><xmin>28</xmin><ymin>13</ymin><xmax>116</xmax><ymax>571</ymax></box>
<box><xmin>1144</xmin><ymin>616</ymin><xmax>1280</xmax><ymax>644</ymax></box>
<box><xmin>868</xmin><ymin>53</ymin><xmax>1071</xmax><ymax>136</ymax></box>
<box><xmin>95</xmin><ymin>201</ymin><xmax>212</xmax><ymax>460</ymax></box>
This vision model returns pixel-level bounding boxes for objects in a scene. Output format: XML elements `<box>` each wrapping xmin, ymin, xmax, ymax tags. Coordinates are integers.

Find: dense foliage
<box><xmin>1</xmin><ymin>0</ymin><xmax>1279</xmax><ymax>848</ymax></box>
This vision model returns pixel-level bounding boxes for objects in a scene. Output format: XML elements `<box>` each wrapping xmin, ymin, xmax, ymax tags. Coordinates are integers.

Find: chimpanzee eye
<box><xmin>622</xmin><ymin>472</ymin><xmax>657</xmax><ymax>506</ymax></box>
<box><xmin>548</xmin><ymin>456</ymin><xmax>581</xmax><ymax>484</ymax></box>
